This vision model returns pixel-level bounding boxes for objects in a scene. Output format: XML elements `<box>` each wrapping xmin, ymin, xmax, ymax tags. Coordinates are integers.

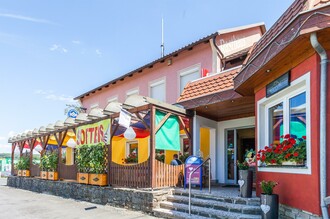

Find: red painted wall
<box><xmin>254</xmin><ymin>53</ymin><xmax>330</xmax><ymax>216</ymax></box>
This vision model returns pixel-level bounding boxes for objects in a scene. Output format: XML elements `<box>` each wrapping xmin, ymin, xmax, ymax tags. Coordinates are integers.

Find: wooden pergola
<box><xmin>8</xmin><ymin>95</ymin><xmax>193</xmax><ymax>189</ymax></box>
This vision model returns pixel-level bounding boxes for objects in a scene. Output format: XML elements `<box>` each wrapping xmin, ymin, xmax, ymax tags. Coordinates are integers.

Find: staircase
<box><xmin>153</xmin><ymin>188</ymin><xmax>262</xmax><ymax>219</ymax></box>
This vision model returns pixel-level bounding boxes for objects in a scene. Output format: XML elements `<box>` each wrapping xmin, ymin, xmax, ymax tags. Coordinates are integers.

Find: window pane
<box><xmin>290</xmin><ymin>92</ymin><xmax>306</xmax><ymax>138</ymax></box>
<box><xmin>151</xmin><ymin>82</ymin><xmax>165</xmax><ymax>102</ymax></box>
<box><xmin>180</xmin><ymin>70</ymin><xmax>200</xmax><ymax>93</ymax></box>
<box><xmin>226</xmin><ymin>130</ymin><xmax>235</xmax><ymax>180</ymax></box>
<box><xmin>269</xmin><ymin>102</ymin><xmax>283</xmax><ymax>144</ymax></box>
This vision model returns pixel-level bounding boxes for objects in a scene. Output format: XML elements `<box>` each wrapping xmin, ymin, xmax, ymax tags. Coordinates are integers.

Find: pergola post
<box><xmin>55</xmin><ymin>130</ymin><xmax>68</xmax><ymax>175</ymax></box>
<box><xmin>149</xmin><ymin>105</ymin><xmax>156</xmax><ymax>188</ymax></box>
<box><xmin>108</xmin><ymin>120</ymin><xmax>119</xmax><ymax>186</ymax></box>
<box><xmin>11</xmin><ymin>143</ymin><xmax>15</xmax><ymax>175</ymax></box>
<box><xmin>28</xmin><ymin>138</ymin><xmax>36</xmax><ymax>172</ymax></box>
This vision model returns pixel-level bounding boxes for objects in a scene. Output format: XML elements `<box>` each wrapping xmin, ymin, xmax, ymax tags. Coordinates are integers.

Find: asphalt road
<box><xmin>0</xmin><ymin>178</ymin><xmax>157</xmax><ymax>219</ymax></box>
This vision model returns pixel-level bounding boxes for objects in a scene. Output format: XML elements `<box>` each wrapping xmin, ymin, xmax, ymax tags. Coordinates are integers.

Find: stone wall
<box><xmin>7</xmin><ymin>176</ymin><xmax>170</xmax><ymax>213</ymax></box>
<box><xmin>279</xmin><ymin>204</ymin><xmax>322</xmax><ymax>219</ymax></box>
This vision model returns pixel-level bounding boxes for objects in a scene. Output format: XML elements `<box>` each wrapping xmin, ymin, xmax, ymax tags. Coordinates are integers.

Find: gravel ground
<box><xmin>0</xmin><ymin>178</ymin><xmax>157</xmax><ymax>219</ymax></box>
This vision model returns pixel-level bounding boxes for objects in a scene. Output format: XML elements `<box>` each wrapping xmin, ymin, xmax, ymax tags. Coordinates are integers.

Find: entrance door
<box><xmin>225</xmin><ymin>127</ymin><xmax>255</xmax><ymax>184</ymax></box>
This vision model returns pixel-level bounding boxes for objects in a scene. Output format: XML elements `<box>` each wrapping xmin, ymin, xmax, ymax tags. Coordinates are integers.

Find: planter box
<box><xmin>48</xmin><ymin>172</ymin><xmax>58</xmax><ymax>181</ymax></box>
<box><xmin>40</xmin><ymin>171</ymin><xmax>48</xmax><ymax>179</ymax></box>
<box><xmin>22</xmin><ymin>170</ymin><xmax>30</xmax><ymax>177</ymax></box>
<box><xmin>17</xmin><ymin>170</ymin><xmax>22</xmax><ymax>176</ymax></box>
<box><xmin>89</xmin><ymin>174</ymin><xmax>107</xmax><ymax>186</ymax></box>
<box><xmin>282</xmin><ymin>161</ymin><xmax>304</xmax><ymax>166</ymax></box>
<box><xmin>77</xmin><ymin>173</ymin><xmax>89</xmax><ymax>184</ymax></box>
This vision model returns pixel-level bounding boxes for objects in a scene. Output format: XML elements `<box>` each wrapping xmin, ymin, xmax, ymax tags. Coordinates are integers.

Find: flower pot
<box><xmin>22</xmin><ymin>170</ymin><xmax>30</xmax><ymax>177</ymax></box>
<box><xmin>17</xmin><ymin>170</ymin><xmax>22</xmax><ymax>176</ymax></box>
<box><xmin>40</xmin><ymin>171</ymin><xmax>48</xmax><ymax>179</ymax></box>
<box><xmin>47</xmin><ymin>171</ymin><xmax>58</xmax><ymax>181</ymax></box>
<box><xmin>77</xmin><ymin>173</ymin><xmax>89</xmax><ymax>184</ymax></box>
<box><xmin>238</xmin><ymin>170</ymin><xmax>253</xmax><ymax>198</ymax></box>
<box><xmin>88</xmin><ymin>173</ymin><xmax>107</xmax><ymax>186</ymax></box>
<box><xmin>260</xmin><ymin>194</ymin><xmax>279</xmax><ymax>219</ymax></box>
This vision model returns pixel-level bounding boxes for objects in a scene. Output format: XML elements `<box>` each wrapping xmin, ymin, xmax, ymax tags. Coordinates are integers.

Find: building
<box><xmin>75</xmin><ymin>23</ymin><xmax>265</xmax><ymax>170</ymax></box>
<box><xmin>233</xmin><ymin>0</ymin><xmax>330</xmax><ymax>217</ymax></box>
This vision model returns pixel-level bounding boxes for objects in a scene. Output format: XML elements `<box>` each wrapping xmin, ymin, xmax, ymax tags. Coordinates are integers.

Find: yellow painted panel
<box><xmin>66</xmin><ymin>147</ymin><xmax>73</xmax><ymax>165</ymax></box>
<box><xmin>165</xmin><ymin>150</ymin><xmax>179</xmax><ymax>164</ymax></box>
<box><xmin>112</xmin><ymin>138</ymin><xmax>126</xmax><ymax>164</ymax></box>
<box><xmin>200</xmin><ymin>127</ymin><xmax>210</xmax><ymax>159</ymax></box>
<box><xmin>138</xmin><ymin>137</ymin><xmax>149</xmax><ymax>163</ymax></box>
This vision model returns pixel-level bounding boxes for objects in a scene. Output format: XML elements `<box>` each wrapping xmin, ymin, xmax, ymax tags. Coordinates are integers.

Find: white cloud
<box><xmin>8</xmin><ymin>131</ymin><xmax>16</xmax><ymax>137</ymax></box>
<box><xmin>72</xmin><ymin>40</ymin><xmax>81</xmax><ymax>45</ymax></box>
<box><xmin>0</xmin><ymin>143</ymin><xmax>12</xmax><ymax>153</ymax></box>
<box><xmin>49</xmin><ymin>44</ymin><xmax>68</xmax><ymax>53</ymax></box>
<box><xmin>96</xmin><ymin>49</ymin><xmax>102</xmax><ymax>57</ymax></box>
<box><xmin>0</xmin><ymin>13</ymin><xmax>57</xmax><ymax>25</ymax></box>
<box><xmin>34</xmin><ymin>89</ymin><xmax>76</xmax><ymax>104</ymax></box>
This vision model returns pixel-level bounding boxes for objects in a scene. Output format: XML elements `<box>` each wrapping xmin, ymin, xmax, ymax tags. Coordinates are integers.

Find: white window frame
<box><xmin>149</xmin><ymin>77</ymin><xmax>166</xmax><ymax>102</ymax></box>
<box><xmin>126</xmin><ymin>88</ymin><xmax>139</xmax><ymax>98</ymax></box>
<box><xmin>178</xmin><ymin>63</ymin><xmax>201</xmax><ymax>94</ymax></box>
<box><xmin>107</xmin><ymin>95</ymin><xmax>118</xmax><ymax>103</ymax></box>
<box><xmin>126</xmin><ymin>140</ymin><xmax>138</xmax><ymax>156</ymax></box>
<box><xmin>257</xmin><ymin>73</ymin><xmax>311</xmax><ymax>174</ymax></box>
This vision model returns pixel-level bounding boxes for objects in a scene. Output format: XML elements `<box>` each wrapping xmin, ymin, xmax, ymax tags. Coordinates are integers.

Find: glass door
<box><xmin>226</xmin><ymin>129</ymin><xmax>236</xmax><ymax>184</ymax></box>
<box><xmin>225</xmin><ymin>127</ymin><xmax>255</xmax><ymax>184</ymax></box>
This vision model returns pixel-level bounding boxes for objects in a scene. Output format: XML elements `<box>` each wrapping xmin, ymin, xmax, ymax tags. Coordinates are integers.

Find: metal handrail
<box><xmin>188</xmin><ymin>156</ymin><xmax>211</xmax><ymax>215</ymax></box>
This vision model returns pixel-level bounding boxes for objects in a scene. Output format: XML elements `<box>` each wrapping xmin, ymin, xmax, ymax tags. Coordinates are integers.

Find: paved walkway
<box><xmin>0</xmin><ymin>178</ymin><xmax>156</xmax><ymax>219</ymax></box>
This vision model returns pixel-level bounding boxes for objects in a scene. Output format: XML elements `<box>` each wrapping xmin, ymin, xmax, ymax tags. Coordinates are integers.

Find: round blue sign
<box><xmin>68</xmin><ymin>109</ymin><xmax>79</xmax><ymax>118</ymax></box>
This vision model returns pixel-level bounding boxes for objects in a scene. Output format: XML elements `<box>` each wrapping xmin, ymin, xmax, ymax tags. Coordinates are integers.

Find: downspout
<box><xmin>310</xmin><ymin>32</ymin><xmax>329</xmax><ymax>219</ymax></box>
<box><xmin>211</xmin><ymin>36</ymin><xmax>225</xmax><ymax>71</ymax></box>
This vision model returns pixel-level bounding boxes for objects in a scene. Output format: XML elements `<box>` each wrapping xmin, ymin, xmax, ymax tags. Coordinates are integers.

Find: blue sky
<box><xmin>0</xmin><ymin>0</ymin><xmax>293</xmax><ymax>153</ymax></box>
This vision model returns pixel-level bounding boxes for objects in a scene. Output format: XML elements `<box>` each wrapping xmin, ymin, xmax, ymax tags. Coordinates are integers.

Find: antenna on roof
<box><xmin>161</xmin><ymin>17</ymin><xmax>165</xmax><ymax>57</ymax></box>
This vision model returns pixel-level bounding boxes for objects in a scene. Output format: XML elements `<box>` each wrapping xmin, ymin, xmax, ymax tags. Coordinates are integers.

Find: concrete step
<box><xmin>172</xmin><ymin>190</ymin><xmax>261</xmax><ymax>206</ymax></box>
<box><xmin>166</xmin><ymin>195</ymin><xmax>261</xmax><ymax>215</ymax></box>
<box><xmin>153</xmin><ymin>208</ymin><xmax>209</xmax><ymax>219</ymax></box>
<box><xmin>158</xmin><ymin>201</ymin><xmax>261</xmax><ymax>219</ymax></box>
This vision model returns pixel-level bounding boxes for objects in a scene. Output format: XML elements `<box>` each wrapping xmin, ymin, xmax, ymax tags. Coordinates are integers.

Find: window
<box><xmin>179</xmin><ymin>65</ymin><xmax>201</xmax><ymax>93</ymax></box>
<box><xmin>149</xmin><ymin>79</ymin><xmax>165</xmax><ymax>102</ymax></box>
<box><xmin>258</xmin><ymin>73</ymin><xmax>310</xmax><ymax>174</ymax></box>
<box><xmin>126</xmin><ymin>88</ymin><xmax>139</xmax><ymax>99</ymax></box>
<box><xmin>126</xmin><ymin>141</ymin><xmax>138</xmax><ymax>163</ymax></box>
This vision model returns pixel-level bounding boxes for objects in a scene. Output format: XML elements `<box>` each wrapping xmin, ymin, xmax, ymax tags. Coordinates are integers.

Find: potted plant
<box><xmin>15</xmin><ymin>156</ymin><xmax>28</xmax><ymax>176</ymax></box>
<box><xmin>124</xmin><ymin>150</ymin><xmax>138</xmax><ymax>164</ymax></box>
<box><xmin>76</xmin><ymin>145</ymin><xmax>90</xmax><ymax>184</ymax></box>
<box><xmin>260</xmin><ymin>180</ymin><xmax>279</xmax><ymax>219</ymax></box>
<box><xmin>39</xmin><ymin>154</ymin><xmax>48</xmax><ymax>179</ymax></box>
<box><xmin>237</xmin><ymin>160</ymin><xmax>253</xmax><ymax>198</ymax></box>
<box><xmin>20</xmin><ymin>156</ymin><xmax>30</xmax><ymax>177</ymax></box>
<box><xmin>257</xmin><ymin>134</ymin><xmax>306</xmax><ymax>166</ymax></box>
<box><xmin>88</xmin><ymin>144</ymin><xmax>107</xmax><ymax>186</ymax></box>
<box><xmin>47</xmin><ymin>151</ymin><xmax>59</xmax><ymax>181</ymax></box>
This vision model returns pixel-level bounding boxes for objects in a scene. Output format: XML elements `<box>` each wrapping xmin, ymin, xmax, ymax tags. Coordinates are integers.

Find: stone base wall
<box><xmin>279</xmin><ymin>204</ymin><xmax>322</xmax><ymax>219</ymax></box>
<box><xmin>7</xmin><ymin>176</ymin><xmax>170</xmax><ymax>213</ymax></box>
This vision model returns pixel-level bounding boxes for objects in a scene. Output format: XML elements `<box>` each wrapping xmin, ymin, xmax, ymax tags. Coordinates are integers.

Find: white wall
<box><xmin>195</xmin><ymin>115</ymin><xmax>218</xmax><ymax>180</ymax></box>
<box><xmin>217</xmin><ymin>117</ymin><xmax>255</xmax><ymax>183</ymax></box>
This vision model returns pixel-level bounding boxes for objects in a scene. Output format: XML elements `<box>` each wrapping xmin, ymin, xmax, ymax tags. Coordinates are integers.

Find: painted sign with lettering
<box><xmin>184</xmin><ymin>155</ymin><xmax>203</xmax><ymax>190</ymax></box>
<box><xmin>266</xmin><ymin>72</ymin><xmax>290</xmax><ymax>97</ymax></box>
<box><xmin>76</xmin><ymin>119</ymin><xmax>111</xmax><ymax>146</ymax></box>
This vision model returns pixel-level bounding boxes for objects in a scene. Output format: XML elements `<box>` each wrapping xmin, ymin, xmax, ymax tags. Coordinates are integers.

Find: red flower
<box><xmin>267</xmin><ymin>148</ymin><xmax>272</xmax><ymax>153</ymax></box>
<box><xmin>271</xmin><ymin>159</ymin><xmax>277</xmax><ymax>164</ymax></box>
<box><xmin>261</xmin><ymin>155</ymin><xmax>266</xmax><ymax>161</ymax></box>
<box><xmin>264</xmin><ymin>146</ymin><xmax>269</xmax><ymax>149</ymax></box>
<box><xmin>293</xmin><ymin>152</ymin><xmax>299</xmax><ymax>157</ymax></box>
<box><xmin>285</xmin><ymin>153</ymin><xmax>291</xmax><ymax>159</ymax></box>
<box><xmin>284</xmin><ymin>134</ymin><xmax>291</xmax><ymax>139</ymax></box>
<box><xmin>302</xmin><ymin>136</ymin><xmax>306</xmax><ymax>140</ymax></box>
<box><xmin>289</xmin><ymin>139</ymin><xmax>296</xmax><ymax>145</ymax></box>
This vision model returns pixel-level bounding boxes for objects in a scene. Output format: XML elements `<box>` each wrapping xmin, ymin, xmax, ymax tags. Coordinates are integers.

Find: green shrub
<box><xmin>16</xmin><ymin>156</ymin><xmax>30</xmax><ymax>170</ymax></box>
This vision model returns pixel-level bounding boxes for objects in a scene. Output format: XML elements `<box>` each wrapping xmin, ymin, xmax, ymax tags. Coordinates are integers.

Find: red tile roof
<box><xmin>235</xmin><ymin>0</ymin><xmax>330</xmax><ymax>90</ymax></box>
<box><xmin>177</xmin><ymin>67</ymin><xmax>241</xmax><ymax>103</ymax></box>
